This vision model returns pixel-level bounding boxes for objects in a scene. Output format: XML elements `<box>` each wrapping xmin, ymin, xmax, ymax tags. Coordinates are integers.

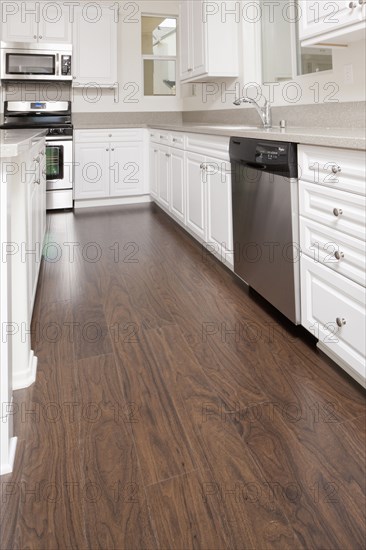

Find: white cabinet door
<box><xmin>74</xmin><ymin>142</ymin><xmax>110</xmax><ymax>199</ymax></box>
<box><xmin>1</xmin><ymin>2</ymin><xmax>38</xmax><ymax>42</ymax></box>
<box><xmin>301</xmin><ymin>254</ymin><xmax>366</xmax><ymax>383</ymax></box>
<box><xmin>158</xmin><ymin>146</ymin><xmax>170</xmax><ymax>209</ymax></box>
<box><xmin>206</xmin><ymin>157</ymin><xmax>233</xmax><ymax>264</ymax></box>
<box><xmin>191</xmin><ymin>0</ymin><xmax>206</xmax><ymax>77</ymax></box>
<box><xmin>72</xmin><ymin>5</ymin><xmax>117</xmax><ymax>86</ymax></box>
<box><xmin>179</xmin><ymin>0</ymin><xmax>192</xmax><ymax>80</ymax></box>
<box><xmin>38</xmin><ymin>3</ymin><xmax>72</xmax><ymax>43</ymax></box>
<box><xmin>299</xmin><ymin>0</ymin><xmax>365</xmax><ymax>42</ymax></box>
<box><xmin>170</xmin><ymin>148</ymin><xmax>185</xmax><ymax>223</ymax></box>
<box><xmin>149</xmin><ymin>143</ymin><xmax>159</xmax><ymax>199</ymax></box>
<box><xmin>110</xmin><ymin>142</ymin><xmax>143</xmax><ymax>197</ymax></box>
<box><xmin>186</xmin><ymin>152</ymin><xmax>206</xmax><ymax>240</ymax></box>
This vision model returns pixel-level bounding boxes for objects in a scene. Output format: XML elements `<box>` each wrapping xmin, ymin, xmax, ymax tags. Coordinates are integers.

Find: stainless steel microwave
<box><xmin>0</xmin><ymin>41</ymin><xmax>72</xmax><ymax>81</ymax></box>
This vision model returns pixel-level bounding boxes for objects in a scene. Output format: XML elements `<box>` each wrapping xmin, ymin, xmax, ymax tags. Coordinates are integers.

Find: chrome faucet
<box><xmin>233</xmin><ymin>96</ymin><xmax>272</xmax><ymax>129</ymax></box>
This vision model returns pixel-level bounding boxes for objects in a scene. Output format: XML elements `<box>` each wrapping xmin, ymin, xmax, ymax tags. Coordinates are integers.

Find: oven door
<box><xmin>46</xmin><ymin>138</ymin><xmax>73</xmax><ymax>191</ymax></box>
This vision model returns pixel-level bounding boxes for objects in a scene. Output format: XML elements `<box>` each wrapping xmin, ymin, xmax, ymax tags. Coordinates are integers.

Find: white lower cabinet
<box><xmin>301</xmin><ymin>255</ymin><xmax>366</xmax><ymax>385</ymax></box>
<box><xmin>299</xmin><ymin>144</ymin><xmax>366</xmax><ymax>387</ymax></box>
<box><xmin>186</xmin><ymin>152</ymin><xmax>206</xmax><ymax>239</ymax></box>
<box><xmin>158</xmin><ymin>146</ymin><xmax>171</xmax><ymax>209</ymax></box>
<box><xmin>74</xmin><ymin>130</ymin><xmax>147</xmax><ymax>204</ymax></box>
<box><xmin>149</xmin><ymin>131</ymin><xmax>233</xmax><ymax>268</ymax></box>
<box><xmin>170</xmin><ymin>148</ymin><xmax>185</xmax><ymax>223</ymax></box>
<box><xmin>74</xmin><ymin>142</ymin><xmax>110</xmax><ymax>199</ymax></box>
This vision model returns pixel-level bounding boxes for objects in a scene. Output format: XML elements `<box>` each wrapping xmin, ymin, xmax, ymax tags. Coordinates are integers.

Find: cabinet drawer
<box><xmin>301</xmin><ymin>255</ymin><xmax>366</xmax><ymax>381</ymax></box>
<box><xmin>300</xmin><ymin>216</ymin><xmax>366</xmax><ymax>287</ymax></box>
<box><xmin>75</xmin><ymin>129</ymin><xmax>143</xmax><ymax>142</ymax></box>
<box><xmin>299</xmin><ymin>180</ymin><xmax>366</xmax><ymax>240</ymax></box>
<box><xmin>170</xmin><ymin>133</ymin><xmax>185</xmax><ymax>149</ymax></box>
<box><xmin>299</xmin><ymin>145</ymin><xmax>366</xmax><ymax>196</ymax></box>
<box><xmin>186</xmin><ymin>133</ymin><xmax>230</xmax><ymax>159</ymax></box>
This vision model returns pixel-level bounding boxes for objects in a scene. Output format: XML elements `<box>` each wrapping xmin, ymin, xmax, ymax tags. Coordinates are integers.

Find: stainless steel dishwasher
<box><xmin>230</xmin><ymin>137</ymin><xmax>300</xmax><ymax>324</ymax></box>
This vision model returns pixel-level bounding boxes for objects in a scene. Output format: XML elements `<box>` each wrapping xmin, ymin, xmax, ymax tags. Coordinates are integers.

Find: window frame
<box><xmin>141</xmin><ymin>14</ymin><xmax>178</xmax><ymax>97</ymax></box>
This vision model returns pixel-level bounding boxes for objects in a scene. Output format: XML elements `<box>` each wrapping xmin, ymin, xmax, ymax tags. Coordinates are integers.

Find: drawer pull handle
<box><xmin>336</xmin><ymin>317</ymin><xmax>347</xmax><ymax>327</ymax></box>
<box><xmin>334</xmin><ymin>251</ymin><xmax>345</xmax><ymax>260</ymax></box>
<box><xmin>331</xmin><ymin>165</ymin><xmax>341</xmax><ymax>174</ymax></box>
<box><xmin>333</xmin><ymin>208</ymin><xmax>343</xmax><ymax>217</ymax></box>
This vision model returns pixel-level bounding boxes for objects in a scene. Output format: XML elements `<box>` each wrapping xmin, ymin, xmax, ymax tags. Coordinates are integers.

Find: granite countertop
<box><xmin>0</xmin><ymin>129</ymin><xmax>46</xmax><ymax>158</ymax></box>
<box><xmin>150</xmin><ymin>124</ymin><xmax>366</xmax><ymax>151</ymax></box>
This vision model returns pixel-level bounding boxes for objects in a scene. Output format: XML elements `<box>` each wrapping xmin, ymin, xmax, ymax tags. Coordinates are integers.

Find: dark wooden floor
<box><xmin>1</xmin><ymin>203</ymin><xmax>365</xmax><ymax>550</ymax></box>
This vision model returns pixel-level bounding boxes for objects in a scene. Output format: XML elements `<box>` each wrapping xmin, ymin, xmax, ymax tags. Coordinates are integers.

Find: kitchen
<box><xmin>0</xmin><ymin>1</ymin><xmax>365</xmax><ymax>548</ymax></box>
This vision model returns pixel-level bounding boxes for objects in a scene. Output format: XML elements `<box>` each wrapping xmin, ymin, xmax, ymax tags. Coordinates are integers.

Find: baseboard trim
<box><xmin>317</xmin><ymin>342</ymin><xmax>366</xmax><ymax>388</ymax></box>
<box><xmin>74</xmin><ymin>195</ymin><xmax>152</xmax><ymax>209</ymax></box>
<box><xmin>12</xmin><ymin>350</ymin><xmax>38</xmax><ymax>391</ymax></box>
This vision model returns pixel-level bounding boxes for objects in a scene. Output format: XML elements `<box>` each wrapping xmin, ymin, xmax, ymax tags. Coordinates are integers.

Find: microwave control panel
<box><xmin>61</xmin><ymin>55</ymin><xmax>72</xmax><ymax>76</ymax></box>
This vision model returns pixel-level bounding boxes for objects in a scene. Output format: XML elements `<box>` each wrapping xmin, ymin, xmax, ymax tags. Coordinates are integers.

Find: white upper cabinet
<box><xmin>1</xmin><ymin>1</ymin><xmax>72</xmax><ymax>44</ymax></box>
<box><xmin>72</xmin><ymin>4</ymin><xmax>117</xmax><ymax>86</ymax></box>
<box><xmin>299</xmin><ymin>0</ymin><xmax>366</xmax><ymax>46</ymax></box>
<box><xmin>179</xmin><ymin>0</ymin><xmax>239</xmax><ymax>82</ymax></box>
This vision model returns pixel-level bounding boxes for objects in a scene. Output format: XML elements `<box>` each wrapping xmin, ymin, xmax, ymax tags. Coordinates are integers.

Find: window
<box><xmin>141</xmin><ymin>16</ymin><xmax>177</xmax><ymax>96</ymax></box>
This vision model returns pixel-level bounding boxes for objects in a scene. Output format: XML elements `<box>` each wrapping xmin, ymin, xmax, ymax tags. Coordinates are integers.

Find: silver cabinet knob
<box><xmin>39</xmin><ymin>35</ymin><xmax>42</xmax><ymax>39</ymax></box>
<box><xmin>106</xmin><ymin>148</ymin><xmax>109</xmax><ymax>151</ymax></box>
<box><xmin>188</xmin><ymin>68</ymin><xmax>193</xmax><ymax>72</ymax></box>
<box><xmin>331</xmin><ymin>165</ymin><xmax>341</xmax><ymax>174</ymax></box>
<box><xmin>73</xmin><ymin>76</ymin><xmax>76</xmax><ymax>79</ymax></box>
<box><xmin>358</xmin><ymin>0</ymin><xmax>365</xmax><ymax>5</ymax></box>
<box><xmin>333</xmin><ymin>208</ymin><xmax>343</xmax><ymax>217</ymax></box>
<box><xmin>154</xmin><ymin>149</ymin><xmax>158</xmax><ymax>153</ymax></box>
<box><xmin>111</xmin><ymin>148</ymin><xmax>115</xmax><ymax>151</ymax></box>
<box><xmin>33</xmin><ymin>35</ymin><xmax>37</xmax><ymax>39</ymax></box>
<box><xmin>334</xmin><ymin>251</ymin><xmax>345</xmax><ymax>260</ymax></box>
<box><xmin>336</xmin><ymin>317</ymin><xmax>347</xmax><ymax>327</ymax></box>
<box><xmin>109</xmin><ymin>134</ymin><xmax>112</xmax><ymax>137</ymax></box>
<box><xmin>349</xmin><ymin>1</ymin><xmax>357</xmax><ymax>7</ymax></box>
<box><xmin>165</xmin><ymin>153</ymin><xmax>171</xmax><ymax>157</ymax></box>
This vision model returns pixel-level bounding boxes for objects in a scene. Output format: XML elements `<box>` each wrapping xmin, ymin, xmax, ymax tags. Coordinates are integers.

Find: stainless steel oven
<box><xmin>1</xmin><ymin>41</ymin><xmax>72</xmax><ymax>81</ymax></box>
<box><xmin>45</xmin><ymin>132</ymin><xmax>73</xmax><ymax>210</ymax></box>
<box><xmin>1</xmin><ymin>101</ymin><xmax>74</xmax><ymax>210</ymax></box>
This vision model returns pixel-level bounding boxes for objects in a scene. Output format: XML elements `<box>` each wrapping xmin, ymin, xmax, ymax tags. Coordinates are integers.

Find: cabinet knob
<box><xmin>333</xmin><ymin>208</ymin><xmax>343</xmax><ymax>217</ymax></box>
<box><xmin>106</xmin><ymin>148</ymin><xmax>109</xmax><ymax>151</ymax></box>
<box><xmin>166</xmin><ymin>153</ymin><xmax>171</xmax><ymax>157</ymax></box>
<box><xmin>33</xmin><ymin>157</ymin><xmax>40</xmax><ymax>163</ymax></box>
<box><xmin>188</xmin><ymin>68</ymin><xmax>193</xmax><ymax>72</ymax></box>
<box><xmin>334</xmin><ymin>251</ymin><xmax>345</xmax><ymax>260</ymax></box>
<box><xmin>358</xmin><ymin>0</ymin><xmax>365</xmax><ymax>5</ymax></box>
<box><xmin>33</xmin><ymin>35</ymin><xmax>37</xmax><ymax>39</ymax></box>
<box><xmin>109</xmin><ymin>134</ymin><xmax>112</xmax><ymax>137</ymax></box>
<box><xmin>154</xmin><ymin>149</ymin><xmax>158</xmax><ymax>153</ymax></box>
<box><xmin>349</xmin><ymin>1</ymin><xmax>357</xmax><ymax>7</ymax></box>
<box><xmin>331</xmin><ymin>164</ymin><xmax>341</xmax><ymax>174</ymax></box>
<box><xmin>73</xmin><ymin>76</ymin><xmax>77</xmax><ymax>80</ymax></box>
<box><xmin>35</xmin><ymin>179</ymin><xmax>40</xmax><ymax>185</ymax></box>
<box><xmin>336</xmin><ymin>317</ymin><xmax>347</xmax><ymax>327</ymax></box>
<box><xmin>39</xmin><ymin>35</ymin><xmax>42</xmax><ymax>39</ymax></box>
<box><xmin>111</xmin><ymin>148</ymin><xmax>115</xmax><ymax>151</ymax></box>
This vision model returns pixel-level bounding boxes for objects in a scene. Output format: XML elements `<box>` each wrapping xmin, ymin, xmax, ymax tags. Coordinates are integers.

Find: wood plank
<box><xmin>76</xmin><ymin>354</ymin><xmax>158</xmax><ymax>549</ymax></box>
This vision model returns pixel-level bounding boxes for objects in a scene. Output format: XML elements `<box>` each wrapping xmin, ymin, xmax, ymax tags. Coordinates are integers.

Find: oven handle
<box><xmin>46</xmin><ymin>136</ymin><xmax>73</xmax><ymax>142</ymax></box>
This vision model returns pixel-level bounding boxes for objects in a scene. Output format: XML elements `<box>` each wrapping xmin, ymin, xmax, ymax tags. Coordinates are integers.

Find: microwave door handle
<box><xmin>55</xmin><ymin>53</ymin><xmax>60</xmax><ymax>77</ymax></box>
